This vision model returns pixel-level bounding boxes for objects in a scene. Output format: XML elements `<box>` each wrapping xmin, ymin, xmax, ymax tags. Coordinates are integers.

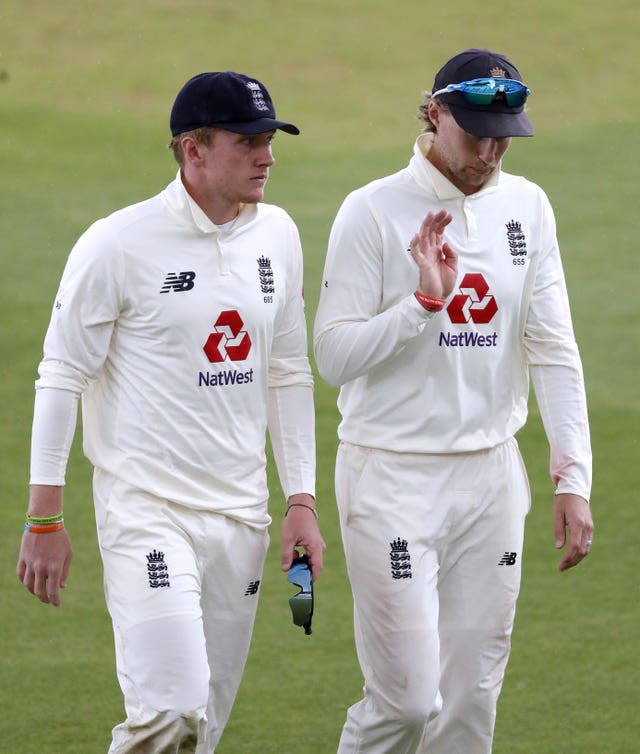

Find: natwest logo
<box><xmin>447</xmin><ymin>273</ymin><xmax>498</xmax><ymax>324</ymax></box>
<box><xmin>203</xmin><ymin>310</ymin><xmax>252</xmax><ymax>363</ymax></box>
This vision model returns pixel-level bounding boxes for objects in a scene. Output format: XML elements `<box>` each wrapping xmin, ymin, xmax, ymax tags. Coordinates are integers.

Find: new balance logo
<box><xmin>146</xmin><ymin>549</ymin><xmax>170</xmax><ymax>588</ymax></box>
<box><xmin>498</xmin><ymin>551</ymin><xmax>518</xmax><ymax>566</ymax></box>
<box><xmin>390</xmin><ymin>537</ymin><xmax>412</xmax><ymax>579</ymax></box>
<box><xmin>244</xmin><ymin>580</ymin><xmax>261</xmax><ymax>596</ymax></box>
<box><xmin>160</xmin><ymin>271</ymin><xmax>196</xmax><ymax>293</ymax></box>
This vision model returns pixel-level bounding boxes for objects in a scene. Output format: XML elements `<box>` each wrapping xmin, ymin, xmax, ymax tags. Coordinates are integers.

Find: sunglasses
<box><xmin>432</xmin><ymin>77</ymin><xmax>531</xmax><ymax>107</ymax></box>
<box><xmin>287</xmin><ymin>555</ymin><xmax>314</xmax><ymax>635</ymax></box>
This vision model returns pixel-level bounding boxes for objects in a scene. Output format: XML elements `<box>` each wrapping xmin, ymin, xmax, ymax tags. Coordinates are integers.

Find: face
<box><xmin>427</xmin><ymin>101</ymin><xmax>511</xmax><ymax>195</ymax></box>
<box><xmin>182</xmin><ymin>128</ymin><xmax>276</xmax><ymax>223</ymax></box>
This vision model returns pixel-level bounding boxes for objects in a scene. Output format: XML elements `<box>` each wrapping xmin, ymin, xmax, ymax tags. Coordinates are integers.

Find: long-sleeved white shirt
<box><xmin>32</xmin><ymin>172</ymin><xmax>315</xmax><ymax>528</ymax></box>
<box><xmin>314</xmin><ymin>134</ymin><xmax>591</xmax><ymax>500</ymax></box>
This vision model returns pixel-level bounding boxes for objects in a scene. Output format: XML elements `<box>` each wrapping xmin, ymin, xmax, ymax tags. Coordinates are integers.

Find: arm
<box><xmin>268</xmin><ymin>223</ymin><xmax>325</xmax><ymax>580</ymax></box>
<box><xmin>313</xmin><ymin>199</ymin><xmax>457</xmax><ymax>387</ymax></box>
<box><xmin>17</xmin><ymin>387</ymin><xmax>79</xmax><ymax>606</ymax></box>
<box><xmin>17</xmin><ymin>220</ymin><xmax>120</xmax><ymax>604</ymax></box>
<box><xmin>531</xmin><ymin>363</ymin><xmax>593</xmax><ymax>571</ymax></box>
<box><xmin>526</xmin><ymin>195</ymin><xmax>593</xmax><ymax>571</ymax></box>
<box><xmin>269</xmin><ymin>379</ymin><xmax>325</xmax><ymax>580</ymax></box>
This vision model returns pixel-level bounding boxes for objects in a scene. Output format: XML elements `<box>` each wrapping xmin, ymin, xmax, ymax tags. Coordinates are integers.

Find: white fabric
<box><xmin>32</xmin><ymin>172</ymin><xmax>315</xmax><ymax>526</ymax></box>
<box><xmin>93</xmin><ymin>470</ymin><xmax>269</xmax><ymax>753</ymax></box>
<box><xmin>335</xmin><ymin>438</ymin><xmax>530</xmax><ymax>754</ymax></box>
<box><xmin>29</xmin><ymin>386</ymin><xmax>79</xmax><ymax>485</ymax></box>
<box><xmin>267</xmin><ymin>381</ymin><xmax>316</xmax><ymax>499</ymax></box>
<box><xmin>313</xmin><ymin>133</ymin><xmax>591</xmax><ymax>500</ymax></box>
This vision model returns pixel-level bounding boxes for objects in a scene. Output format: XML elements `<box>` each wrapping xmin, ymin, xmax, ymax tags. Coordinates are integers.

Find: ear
<box><xmin>181</xmin><ymin>135</ymin><xmax>205</xmax><ymax>166</ymax></box>
<box><xmin>427</xmin><ymin>99</ymin><xmax>442</xmax><ymax>130</ymax></box>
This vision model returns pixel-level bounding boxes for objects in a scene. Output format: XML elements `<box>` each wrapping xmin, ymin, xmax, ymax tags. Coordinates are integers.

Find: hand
<box><xmin>280</xmin><ymin>493</ymin><xmax>326</xmax><ymax>581</ymax></box>
<box><xmin>17</xmin><ymin>528</ymin><xmax>73</xmax><ymax>606</ymax></box>
<box><xmin>552</xmin><ymin>493</ymin><xmax>593</xmax><ymax>572</ymax></box>
<box><xmin>410</xmin><ymin>209</ymin><xmax>458</xmax><ymax>299</ymax></box>
<box><xmin>17</xmin><ymin>485</ymin><xmax>72</xmax><ymax>606</ymax></box>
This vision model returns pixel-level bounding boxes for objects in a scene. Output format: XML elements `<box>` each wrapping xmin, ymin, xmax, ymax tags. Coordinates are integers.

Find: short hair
<box><xmin>167</xmin><ymin>126</ymin><xmax>218</xmax><ymax>167</ymax></box>
<box><xmin>417</xmin><ymin>91</ymin><xmax>449</xmax><ymax>133</ymax></box>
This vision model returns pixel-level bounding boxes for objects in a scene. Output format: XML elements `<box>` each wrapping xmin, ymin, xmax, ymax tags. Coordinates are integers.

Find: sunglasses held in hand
<box><xmin>433</xmin><ymin>77</ymin><xmax>531</xmax><ymax>107</ymax></box>
<box><xmin>287</xmin><ymin>554</ymin><xmax>313</xmax><ymax>635</ymax></box>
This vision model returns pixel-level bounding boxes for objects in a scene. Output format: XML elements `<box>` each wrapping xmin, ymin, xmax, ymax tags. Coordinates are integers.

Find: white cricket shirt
<box><xmin>314</xmin><ymin>134</ymin><xmax>591</xmax><ymax>500</ymax></box>
<box><xmin>32</xmin><ymin>173</ymin><xmax>315</xmax><ymax>527</ymax></box>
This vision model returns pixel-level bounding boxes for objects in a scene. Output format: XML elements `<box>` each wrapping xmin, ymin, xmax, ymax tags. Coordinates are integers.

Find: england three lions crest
<box><xmin>506</xmin><ymin>220</ymin><xmax>527</xmax><ymax>257</ymax></box>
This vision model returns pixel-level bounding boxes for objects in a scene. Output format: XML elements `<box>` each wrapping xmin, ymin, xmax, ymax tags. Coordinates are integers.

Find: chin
<box><xmin>243</xmin><ymin>189</ymin><xmax>266</xmax><ymax>204</ymax></box>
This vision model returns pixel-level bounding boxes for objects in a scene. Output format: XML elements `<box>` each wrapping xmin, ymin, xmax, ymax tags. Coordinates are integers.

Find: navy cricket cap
<box><xmin>432</xmin><ymin>48</ymin><xmax>534</xmax><ymax>138</ymax></box>
<box><xmin>170</xmin><ymin>71</ymin><xmax>300</xmax><ymax>137</ymax></box>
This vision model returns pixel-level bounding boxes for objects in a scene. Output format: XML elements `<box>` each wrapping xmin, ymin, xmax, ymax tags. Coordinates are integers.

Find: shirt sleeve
<box><xmin>313</xmin><ymin>191</ymin><xmax>434</xmax><ymax>388</ymax></box>
<box><xmin>31</xmin><ymin>219</ymin><xmax>122</xmax><ymax>483</ymax></box>
<box><xmin>267</xmin><ymin>382</ymin><xmax>315</xmax><ymax>499</ymax></box>
<box><xmin>267</xmin><ymin>218</ymin><xmax>315</xmax><ymax>498</ymax></box>
<box><xmin>36</xmin><ymin>218</ymin><xmax>122</xmax><ymax>392</ymax></box>
<box><xmin>524</xmin><ymin>194</ymin><xmax>592</xmax><ymax>500</ymax></box>
<box><xmin>30</xmin><ymin>386</ymin><xmax>79</xmax><ymax>485</ymax></box>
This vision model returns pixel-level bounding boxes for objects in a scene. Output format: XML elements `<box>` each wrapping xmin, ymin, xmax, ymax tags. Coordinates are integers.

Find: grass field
<box><xmin>1</xmin><ymin>1</ymin><xmax>639</xmax><ymax>752</ymax></box>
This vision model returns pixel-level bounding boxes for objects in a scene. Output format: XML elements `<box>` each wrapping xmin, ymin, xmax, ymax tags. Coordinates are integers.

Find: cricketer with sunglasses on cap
<box><xmin>17</xmin><ymin>71</ymin><xmax>325</xmax><ymax>752</ymax></box>
<box><xmin>314</xmin><ymin>48</ymin><xmax>593</xmax><ymax>753</ymax></box>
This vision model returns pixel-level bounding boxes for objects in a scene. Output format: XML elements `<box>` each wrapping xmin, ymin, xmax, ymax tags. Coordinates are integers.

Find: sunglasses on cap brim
<box><xmin>433</xmin><ymin>77</ymin><xmax>531</xmax><ymax>108</ymax></box>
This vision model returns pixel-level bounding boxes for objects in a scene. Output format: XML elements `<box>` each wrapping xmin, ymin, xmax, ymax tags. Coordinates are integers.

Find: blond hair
<box><xmin>417</xmin><ymin>91</ymin><xmax>449</xmax><ymax>133</ymax></box>
<box><xmin>167</xmin><ymin>126</ymin><xmax>218</xmax><ymax>167</ymax></box>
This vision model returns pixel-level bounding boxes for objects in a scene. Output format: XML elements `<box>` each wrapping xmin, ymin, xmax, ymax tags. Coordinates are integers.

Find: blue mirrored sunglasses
<box><xmin>287</xmin><ymin>555</ymin><xmax>313</xmax><ymax>635</ymax></box>
<box><xmin>432</xmin><ymin>77</ymin><xmax>531</xmax><ymax>107</ymax></box>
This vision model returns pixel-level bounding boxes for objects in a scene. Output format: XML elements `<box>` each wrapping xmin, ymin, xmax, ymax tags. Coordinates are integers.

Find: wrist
<box><xmin>24</xmin><ymin>511</ymin><xmax>64</xmax><ymax>533</ymax></box>
<box><xmin>414</xmin><ymin>290</ymin><xmax>445</xmax><ymax>312</ymax></box>
<box><xmin>285</xmin><ymin>502</ymin><xmax>318</xmax><ymax>519</ymax></box>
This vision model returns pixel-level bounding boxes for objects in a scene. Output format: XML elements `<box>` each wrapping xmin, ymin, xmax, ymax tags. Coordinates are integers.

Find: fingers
<box><xmin>305</xmin><ymin>538</ymin><xmax>327</xmax><ymax>581</ymax></box>
<box><xmin>280</xmin><ymin>509</ymin><xmax>326</xmax><ymax>581</ymax></box>
<box><xmin>553</xmin><ymin>510</ymin><xmax>566</xmax><ymax>550</ymax></box>
<box><xmin>281</xmin><ymin>536</ymin><xmax>326</xmax><ymax>580</ymax></box>
<box><xmin>558</xmin><ymin>532</ymin><xmax>591</xmax><ymax>571</ymax></box>
<box><xmin>18</xmin><ymin>562</ymin><xmax>59</xmax><ymax>605</ymax></box>
<box><xmin>441</xmin><ymin>242</ymin><xmax>457</xmax><ymax>263</ymax></box>
<box><xmin>410</xmin><ymin>210</ymin><xmax>457</xmax><ymax>300</ymax></box>
<box><xmin>418</xmin><ymin>209</ymin><xmax>453</xmax><ymax>237</ymax></box>
<box><xmin>411</xmin><ymin>210</ymin><xmax>452</xmax><ymax>254</ymax></box>
<box><xmin>280</xmin><ymin>545</ymin><xmax>295</xmax><ymax>574</ymax></box>
<box><xmin>61</xmin><ymin>549</ymin><xmax>72</xmax><ymax>590</ymax></box>
<box><xmin>279</xmin><ymin>513</ymin><xmax>301</xmax><ymax>571</ymax></box>
<box><xmin>557</xmin><ymin>519</ymin><xmax>594</xmax><ymax>572</ymax></box>
<box><xmin>31</xmin><ymin>564</ymin><xmax>65</xmax><ymax>605</ymax></box>
<box><xmin>16</xmin><ymin>530</ymin><xmax>72</xmax><ymax>607</ymax></box>
<box><xmin>552</xmin><ymin>493</ymin><xmax>593</xmax><ymax>571</ymax></box>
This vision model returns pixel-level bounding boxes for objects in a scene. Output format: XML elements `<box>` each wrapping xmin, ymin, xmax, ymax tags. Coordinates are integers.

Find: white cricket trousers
<box><xmin>335</xmin><ymin>438</ymin><xmax>530</xmax><ymax>754</ymax></box>
<box><xmin>93</xmin><ymin>470</ymin><xmax>269</xmax><ymax>754</ymax></box>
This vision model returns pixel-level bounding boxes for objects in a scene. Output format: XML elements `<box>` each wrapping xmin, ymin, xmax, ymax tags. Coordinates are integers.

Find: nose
<box><xmin>257</xmin><ymin>143</ymin><xmax>275</xmax><ymax>167</ymax></box>
<box><xmin>477</xmin><ymin>138</ymin><xmax>499</xmax><ymax>165</ymax></box>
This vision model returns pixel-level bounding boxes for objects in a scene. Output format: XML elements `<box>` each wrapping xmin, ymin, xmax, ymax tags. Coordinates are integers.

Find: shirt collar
<box><xmin>162</xmin><ymin>170</ymin><xmax>257</xmax><ymax>234</ymax></box>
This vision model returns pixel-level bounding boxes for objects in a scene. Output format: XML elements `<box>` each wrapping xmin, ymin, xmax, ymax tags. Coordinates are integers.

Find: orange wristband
<box><xmin>414</xmin><ymin>290</ymin><xmax>445</xmax><ymax>312</ymax></box>
<box><xmin>24</xmin><ymin>521</ymin><xmax>64</xmax><ymax>534</ymax></box>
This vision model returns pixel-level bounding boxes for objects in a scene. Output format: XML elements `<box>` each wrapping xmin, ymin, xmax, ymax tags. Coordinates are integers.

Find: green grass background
<box><xmin>1</xmin><ymin>1</ymin><xmax>638</xmax><ymax>752</ymax></box>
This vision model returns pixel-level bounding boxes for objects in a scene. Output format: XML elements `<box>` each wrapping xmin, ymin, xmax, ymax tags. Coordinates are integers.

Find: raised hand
<box><xmin>409</xmin><ymin>209</ymin><xmax>458</xmax><ymax>299</ymax></box>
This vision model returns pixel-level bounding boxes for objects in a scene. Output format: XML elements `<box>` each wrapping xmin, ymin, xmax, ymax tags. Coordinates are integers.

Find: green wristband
<box><xmin>25</xmin><ymin>512</ymin><xmax>64</xmax><ymax>525</ymax></box>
